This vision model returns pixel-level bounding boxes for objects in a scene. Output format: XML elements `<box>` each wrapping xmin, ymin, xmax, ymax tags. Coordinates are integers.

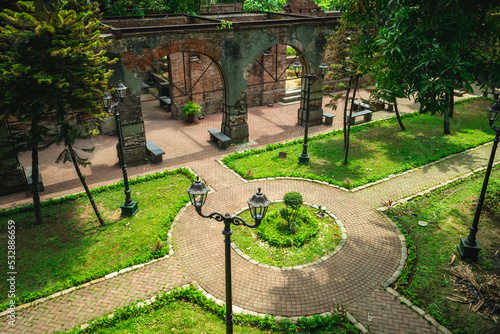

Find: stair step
<box><xmin>281</xmin><ymin>95</ymin><xmax>301</xmax><ymax>103</ymax></box>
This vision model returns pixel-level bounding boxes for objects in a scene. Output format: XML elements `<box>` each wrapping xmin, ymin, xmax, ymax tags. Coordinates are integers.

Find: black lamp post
<box><xmin>458</xmin><ymin>100</ymin><xmax>500</xmax><ymax>261</ymax></box>
<box><xmin>186</xmin><ymin>177</ymin><xmax>271</xmax><ymax>334</ymax></box>
<box><xmin>293</xmin><ymin>60</ymin><xmax>329</xmax><ymax>164</ymax></box>
<box><xmin>101</xmin><ymin>83</ymin><xmax>139</xmax><ymax>217</ymax></box>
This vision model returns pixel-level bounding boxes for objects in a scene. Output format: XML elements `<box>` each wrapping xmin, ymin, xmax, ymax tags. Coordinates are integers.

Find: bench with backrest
<box><xmin>208</xmin><ymin>128</ymin><xmax>231</xmax><ymax>149</ymax></box>
<box><xmin>146</xmin><ymin>140</ymin><xmax>165</xmax><ymax>163</ymax></box>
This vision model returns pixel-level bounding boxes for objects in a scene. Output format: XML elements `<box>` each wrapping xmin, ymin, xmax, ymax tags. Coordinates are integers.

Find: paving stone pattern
<box><xmin>0</xmin><ymin>92</ymin><xmax>494</xmax><ymax>333</ymax></box>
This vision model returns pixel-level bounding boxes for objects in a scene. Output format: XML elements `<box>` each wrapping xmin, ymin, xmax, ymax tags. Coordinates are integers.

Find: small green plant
<box><xmin>217</xmin><ymin>19</ymin><xmax>233</xmax><ymax>30</ymax></box>
<box><xmin>182</xmin><ymin>101</ymin><xmax>202</xmax><ymax>117</ymax></box>
<box><xmin>282</xmin><ymin>191</ymin><xmax>303</xmax><ymax>231</ymax></box>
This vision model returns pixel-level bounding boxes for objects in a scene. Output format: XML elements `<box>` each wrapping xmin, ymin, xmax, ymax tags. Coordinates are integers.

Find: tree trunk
<box><xmin>68</xmin><ymin>143</ymin><xmax>105</xmax><ymax>227</ymax></box>
<box><xmin>343</xmin><ymin>76</ymin><xmax>353</xmax><ymax>148</ymax></box>
<box><xmin>394</xmin><ymin>101</ymin><xmax>406</xmax><ymax>131</ymax></box>
<box><xmin>344</xmin><ymin>76</ymin><xmax>359</xmax><ymax>165</ymax></box>
<box><xmin>449</xmin><ymin>89</ymin><xmax>454</xmax><ymax>118</ymax></box>
<box><xmin>30</xmin><ymin>116</ymin><xmax>43</xmax><ymax>225</ymax></box>
<box><xmin>444</xmin><ymin>92</ymin><xmax>451</xmax><ymax>135</ymax></box>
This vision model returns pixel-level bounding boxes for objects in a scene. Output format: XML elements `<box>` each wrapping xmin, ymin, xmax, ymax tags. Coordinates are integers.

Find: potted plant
<box><xmin>182</xmin><ymin>101</ymin><xmax>202</xmax><ymax>123</ymax></box>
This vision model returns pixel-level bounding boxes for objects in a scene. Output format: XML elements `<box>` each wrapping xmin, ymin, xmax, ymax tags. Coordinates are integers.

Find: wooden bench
<box><xmin>146</xmin><ymin>140</ymin><xmax>165</xmax><ymax>163</ymax></box>
<box><xmin>208</xmin><ymin>128</ymin><xmax>231</xmax><ymax>149</ymax></box>
<box><xmin>26</xmin><ymin>166</ymin><xmax>44</xmax><ymax>192</ymax></box>
<box><xmin>348</xmin><ymin>109</ymin><xmax>373</xmax><ymax>125</ymax></box>
<box><xmin>323</xmin><ymin>112</ymin><xmax>334</xmax><ymax>125</ymax></box>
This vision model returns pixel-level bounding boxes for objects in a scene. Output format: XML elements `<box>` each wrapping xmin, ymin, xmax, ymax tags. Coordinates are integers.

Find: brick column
<box><xmin>298</xmin><ymin>77</ymin><xmax>324</xmax><ymax>126</ymax></box>
<box><xmin>117</xmin><ymin>94</ymin><xmax>148</xmax><ymax>166</ymax></box>
<box><xmin>221</xmin><ymin>91</ymin><xmax>249</xmax><ymax>144</ymax></box>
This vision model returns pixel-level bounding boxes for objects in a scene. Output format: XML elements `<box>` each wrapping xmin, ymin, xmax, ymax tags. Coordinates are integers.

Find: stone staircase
<box><xmin>279</xmin><ymin>87</ymin><xmax>302</xmax><ymax>105</ymax></box>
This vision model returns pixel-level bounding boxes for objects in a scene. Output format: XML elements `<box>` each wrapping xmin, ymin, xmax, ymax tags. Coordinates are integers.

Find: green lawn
<box><xmin>224</xmin><ymin>98</ymin><xmax>495</xmax><ymax>189</ymax></box>
<box><xmin>0</xmin><ymin>170</ymin><xmax>192</xmax><ymax>309</ymax></box>
<box><xmin>389</xmin><ymin>167</ymin><xmax>500</xmax><ymax>334</ymax></box>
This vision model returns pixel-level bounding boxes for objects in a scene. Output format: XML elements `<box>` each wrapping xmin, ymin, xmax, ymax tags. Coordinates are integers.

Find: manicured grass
<box><xmin>68</xmin><ymin>287</ymin><xmax>360</xmax><ymax>334</ymax></box>
<box><xmin>0</xmin><ymin>170</ymin><xmax>192</xmax><ymax>309</ymax></box>
<box><xmin>389</xmin><ymin>167</ymin><xmax>500</xmax><ymax>334</ymax></box>
<box><xmin>232</xmin><ymin>203</ymin><xmax>342</xmax><ymax>267</ymax></box>
<box><xmin>224</xmin><ymin>98</ymin><xmax>495</xmax><ymax>189</ymax></box>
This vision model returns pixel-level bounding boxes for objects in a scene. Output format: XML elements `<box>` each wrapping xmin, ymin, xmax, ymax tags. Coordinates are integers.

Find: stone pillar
<box><xmin>298</xmin><ymin>77</ymin><xmax>324</xmax><ymax>126</ymax></box>
<box><xmin>117</xmin><ymin>94</ymin><xmax>148</xmax><ymax>166</ymax></box>
<box><xmin>221</xmin><ymin>92</ymin><xmax>249</xmax><ymax>143</ymax></box>
<box><xmin>0</xmin><ymin>120</ymin><xmax>28</xmax><ymax>196</ymax></box>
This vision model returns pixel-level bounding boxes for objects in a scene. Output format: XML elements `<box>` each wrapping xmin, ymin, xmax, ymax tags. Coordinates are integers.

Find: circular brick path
<box><xmin>174</xmin><ymin>169</ymin><xmax>402</xmax><ymax>316</ymax></box>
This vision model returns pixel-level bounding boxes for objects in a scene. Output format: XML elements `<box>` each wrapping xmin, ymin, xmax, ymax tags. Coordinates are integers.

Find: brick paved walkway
<box><xmin>1</xmin><ymin>92</ymin><xmax>492</xmax><ymax>333</ymax></box>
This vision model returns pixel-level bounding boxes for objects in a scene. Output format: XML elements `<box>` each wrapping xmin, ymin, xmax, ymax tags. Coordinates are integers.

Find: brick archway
<box><xmin>135</xmin><ymin>39</ymin><xmax>223</xmax><ymax>72</ymax></box>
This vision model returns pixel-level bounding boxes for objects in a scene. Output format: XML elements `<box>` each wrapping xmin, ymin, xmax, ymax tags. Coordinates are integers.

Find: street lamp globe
<box><xmin>293</xmin><ymin>60</ymin><xmax>302</xmax><ymax>77</ymax></box>
<box><xmin>101</xmin><ymin>92</ymin><xmax>113</xmax><ymax>112</ymax></box>
<box><xmin>115</xmin><ymin>82</ymin><xmax>128</xmax><ymax>100</ymax></box>
<box><xmin>186</xmin><ymin>177</ymin><xmax>210</xmax><ymax>209</ymax></box>
<box><xmin>319</xmin><ymin>61</ymin><xmax>329</xmax><ymax>78</ymax></box>
<box><xmin>487</xmin><ymin>101</ymin><xmax>500</xmax><ymax>125</ymax></box>
<box><xmin>247</xmin><ymin>187</ymin><xmax>271</xmax><ymax>222</ymax></box>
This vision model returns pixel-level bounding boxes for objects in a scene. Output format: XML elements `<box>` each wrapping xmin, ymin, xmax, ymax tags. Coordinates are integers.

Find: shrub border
<box><xmin>0</xmin><ymin>167</ymin><xmax>196</xmax><ymax>313</ymax></box>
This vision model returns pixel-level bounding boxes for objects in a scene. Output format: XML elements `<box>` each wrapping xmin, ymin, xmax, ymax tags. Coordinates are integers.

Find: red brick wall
<box><xmin>246</xmin><ymin>44</ymin><xmax>288</xmax><ymax>106</ymax></box>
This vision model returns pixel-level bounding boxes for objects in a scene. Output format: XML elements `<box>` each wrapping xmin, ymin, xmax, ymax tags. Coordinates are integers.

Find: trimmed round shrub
<box><xmin>257</xmin><ymin>208</ymin><xmax>319</xmax><ymax>247</ymax></box>
<box><xmin>284</xmin><ymin>191</ymin><xmax>303</xmax><ymax>209</ymax></box>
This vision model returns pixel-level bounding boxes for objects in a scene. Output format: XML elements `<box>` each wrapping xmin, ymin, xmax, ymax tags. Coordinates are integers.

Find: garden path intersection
<box><xmin>1</xmin><ymin>93</ymin><xmax>498</xmax><ymax>333</ymax></box>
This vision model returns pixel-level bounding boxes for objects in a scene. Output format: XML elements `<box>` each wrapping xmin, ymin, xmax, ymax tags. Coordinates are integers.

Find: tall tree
<box><xmin>340</xmin><ymin>0</ymin><xmax>500</xmax><ymax>134</ymax></box>
<box><xmin>0</xmin><ymin>0</ymin><xmax>112</xmax><ymax>225</ymax></box>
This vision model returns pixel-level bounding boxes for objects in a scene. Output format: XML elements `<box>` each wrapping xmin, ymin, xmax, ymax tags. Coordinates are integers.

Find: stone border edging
<box><xmin>0</xmin><ymin>184</ymin><xmax>192</xmax><ymax>318</ymax></box>
<box><xmin>232</xmin><ymin>201</ymin><xmax>347</xmax><ymax>271</ymax></box>
<box><xmin>189</xmin><ymin>280</ymin><xmax>369</xmax><ymax>333</ymax></box>
<box><xmin>385</xmin><ymin>287</ymin><xmax>453</xmax><ymax>334</ymax></box>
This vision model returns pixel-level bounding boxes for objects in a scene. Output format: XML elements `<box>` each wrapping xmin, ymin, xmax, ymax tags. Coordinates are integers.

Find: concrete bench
<box><xmin>26</xmin><ymin>166</ymin><xmax>44</xmax><ymax>192</ymax></box>
<box><xmin>208</xmin><ymin>128</ymin><xmax>231</xmax><ymax>149</ymax></box>
<box><xmin>323</xmin><ymin>112</ymin><xmax>334</xmax><ymax>125</ymax></box>
<box><xmin>348</xmin><ymin>109</ymin><xmax>373</xmax><ymax>125</ymax></box>
<box><xmin>146</xmin><ymin>140</ymin><xmax>165</xmax><ymax>163</ymax></box>
<box><xmin>351</xmin><ymin>99</ymin><xmax>372</xmax><ymax>111</ymax></box>
<box><xmin>159</xmin><ymin>96</ymin><xmax>171</xmax><ymax>107</ymax></box>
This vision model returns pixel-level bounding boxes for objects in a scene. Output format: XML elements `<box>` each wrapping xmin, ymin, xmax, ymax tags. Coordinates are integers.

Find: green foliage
<box><xmin>284</xmin><ymin>191</ymin><xmax>303</xmax><ymax>209</ymax></box>
<box><xmin>484</xmin><ymin>179</ymin><xmax>500</xmax><ymax>218</ymax></box>
<box><xmin>66</xmin><ymin>286</ymin><xmax>359</xmax><ymax>333</ymax></box>
<box><xmin>243</xmin><ymin>0</ymin><xmax>285</xmax><ymax>12</ymax></box>
<box><xmin>182</xmin><ymin>100</ymin><xmax>202</xmax><ymax>116</ymax></box>
<box><xmin>338</xmin><ymin>0</ymin><xmax>500</xmax><ymax>126</ymax></box>
<box><xmin>258</xmin><ymin>208</ymin><xmax>319</xmax><ymax>247</ymax></box>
